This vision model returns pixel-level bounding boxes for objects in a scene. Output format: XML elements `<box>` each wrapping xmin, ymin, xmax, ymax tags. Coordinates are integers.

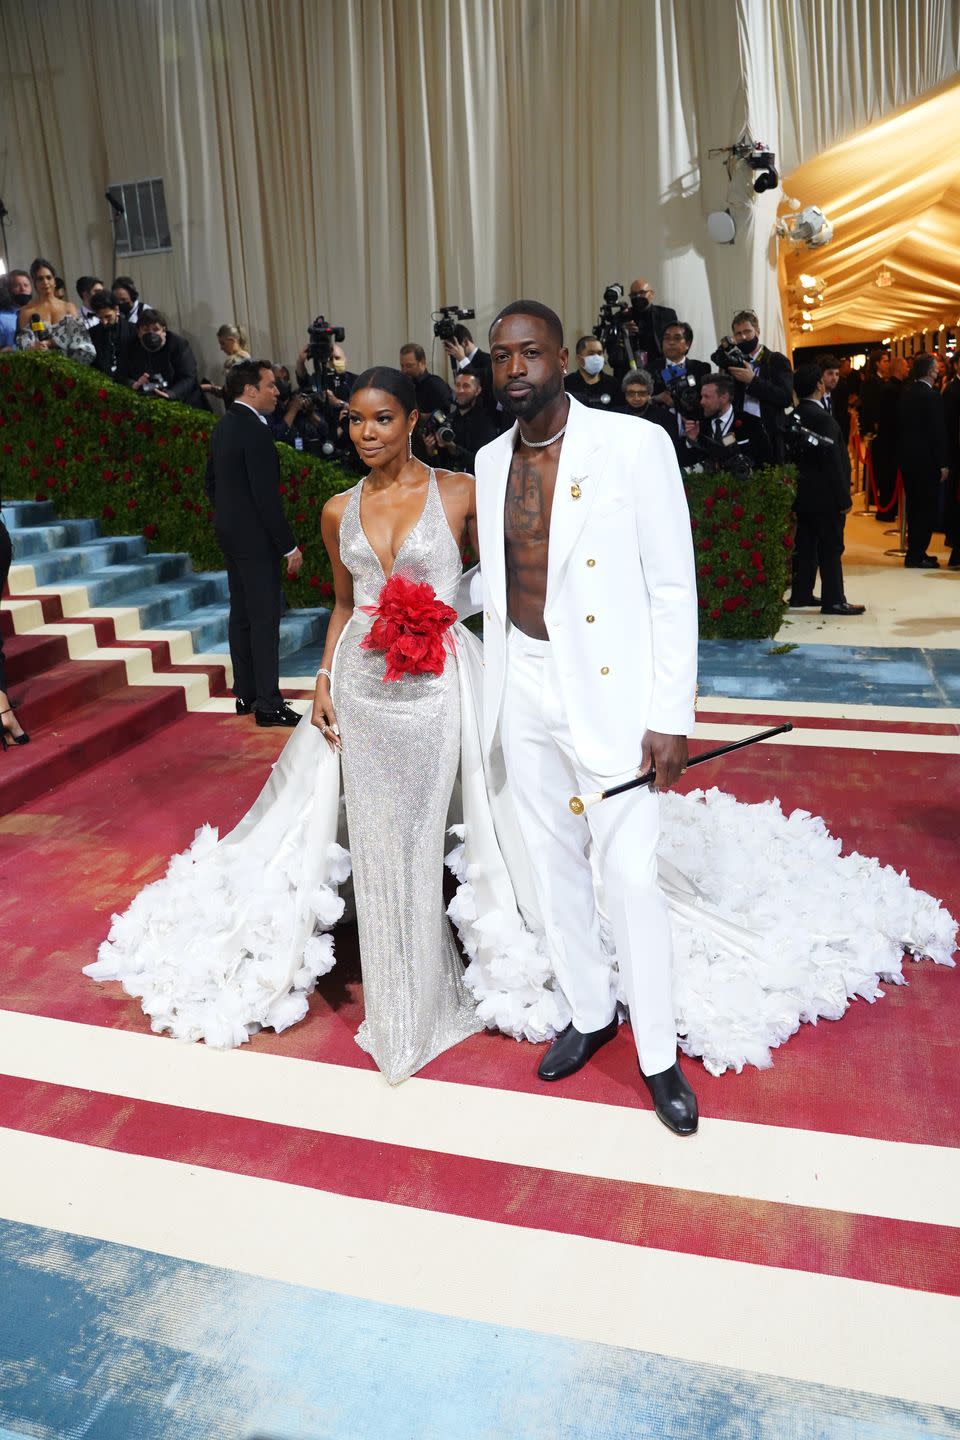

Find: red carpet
<box><xmin>0</xmin><ymin>710</ymin><xmax>956</xmax><ymax>1148</ymax></box>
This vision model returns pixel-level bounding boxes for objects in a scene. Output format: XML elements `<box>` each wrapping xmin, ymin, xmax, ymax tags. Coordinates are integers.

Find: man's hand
<box><xmin>654</xmin><ymin>388</ymin><xmax>674</xmax><ymax>408</ymax></box>
<box><xmin>683</xmin><ymin>419</ymin><xmax>700</xmax><ymax>443</ymax></box>
<box><xmin>640</xmin><ymin>730</ymin><xmax>688</xmax><ymax>790</ymax></box>
<box><xmin>286</xmin><ymin>546</ymin><xmax>303</xmax><ymax>578</ymax></box>
<box><xmin>941</xmin><ymin>467</ymin><xmax>950</xmax><ymax>483</ymax></box>
<box><xmin>132</xmin><ymin>373</ymin><xmax>150</xmax><ymax>391</ymax></box>
<box><xmin>443</xmin><ymin>339</ymin><xmax>466</xmax><ymax>363</ymax></box>
<box><xmin>727</xmin><ymin>364</ymin><xmax>754</xmax><ymax>385</ymax></box>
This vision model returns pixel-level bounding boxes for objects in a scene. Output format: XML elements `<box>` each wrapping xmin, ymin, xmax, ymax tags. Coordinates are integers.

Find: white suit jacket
<box><xmin>474</xmin><ymin>394</ymin><xmax>698</xmax><ymax>777</ymax></box>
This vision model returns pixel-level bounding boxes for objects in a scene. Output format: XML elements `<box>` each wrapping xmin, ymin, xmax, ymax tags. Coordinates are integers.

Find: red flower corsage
<box><xmin>360</xmin><ymin>573</ymin><xmax>457</xmax><ymax>682</ymax></box>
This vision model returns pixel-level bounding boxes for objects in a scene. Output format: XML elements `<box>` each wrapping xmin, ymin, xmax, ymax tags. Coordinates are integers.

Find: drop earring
<box><xmin>407</xmin><ymin>431</ymin><xmax>413</xmax><ymax>459</ymax></box>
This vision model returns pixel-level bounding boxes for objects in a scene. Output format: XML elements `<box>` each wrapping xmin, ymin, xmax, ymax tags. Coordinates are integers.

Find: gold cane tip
<box><xmin>568</xmin><ymin>796</ymin><xmax>585</xmax><ymax>815</ymax></box>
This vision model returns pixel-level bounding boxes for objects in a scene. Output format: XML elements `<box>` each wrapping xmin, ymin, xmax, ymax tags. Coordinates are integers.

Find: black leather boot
<box><xmin>537</xmin><ymin>1018</ymin><xmax>618</xmax><ymax>1082</ymax></box>
<box><xmin>641</xmin><ymin>1060</ymin><xmax>698</xmax><ymax>1135</ymax></box>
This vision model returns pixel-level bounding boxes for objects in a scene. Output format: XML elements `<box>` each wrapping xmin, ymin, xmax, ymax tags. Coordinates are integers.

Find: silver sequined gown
<box><xmin>333</xmin><ymin>473</ymin><xmax>482</xmax><ymax>1083</ymax></box>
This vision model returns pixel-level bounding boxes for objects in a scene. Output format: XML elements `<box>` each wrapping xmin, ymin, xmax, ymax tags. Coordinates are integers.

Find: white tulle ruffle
<box><xmin>447</xmin><ymin>788</ymin><xmax>956</xmax><ymax>1077</ymax></box>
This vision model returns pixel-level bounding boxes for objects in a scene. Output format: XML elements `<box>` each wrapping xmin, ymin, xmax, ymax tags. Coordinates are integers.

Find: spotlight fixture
<box><xmin>777</xmin><ymin>206</ymin><xmax>834</xmax><ymax>249</ymax></box>
<box><xmin>744</xmin><ymin>146</ymin><xmax>779</xmax><ymax>193</ymax></box>
<box><xmin>874</xmin><ymin>265</ymin><xmax>893</xmax><ymax>288</ymax></box>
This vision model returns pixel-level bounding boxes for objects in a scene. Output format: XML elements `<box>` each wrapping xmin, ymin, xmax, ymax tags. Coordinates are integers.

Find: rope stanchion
<box><xmin>883</xmin><ymin>470</ymin><xmax>908</xmax><ymax>557</ymax></box>
<box><xmin>853</xmin><ymin>432</ymin><xmax>876</xmax><ymax>516</ymax></box>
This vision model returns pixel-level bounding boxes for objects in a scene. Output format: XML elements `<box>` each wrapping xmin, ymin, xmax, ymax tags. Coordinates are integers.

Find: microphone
<box><xmin>105</xmin><ymin>190</ymin><xmax>125</xmax><ymax>217</ymax></box>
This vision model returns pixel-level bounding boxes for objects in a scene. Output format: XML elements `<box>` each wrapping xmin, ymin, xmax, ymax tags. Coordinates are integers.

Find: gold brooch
<box><xmin>570</xmin><ymin>483</ymin><xmax>582</xmax><ymax>499</ymax></box>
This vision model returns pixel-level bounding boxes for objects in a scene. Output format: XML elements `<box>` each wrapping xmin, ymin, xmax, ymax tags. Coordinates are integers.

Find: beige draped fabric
<box><xmin>0</xmin><ymin>0</ymin><xmax>958</xmax><ymax>378</ymax></box>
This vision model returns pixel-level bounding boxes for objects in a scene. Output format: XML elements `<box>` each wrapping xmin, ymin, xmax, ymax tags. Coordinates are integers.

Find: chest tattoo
<box><xmin>505</xmin><ymin>458</ymin><xmax>550</xmax><ymax>541</ymax></box>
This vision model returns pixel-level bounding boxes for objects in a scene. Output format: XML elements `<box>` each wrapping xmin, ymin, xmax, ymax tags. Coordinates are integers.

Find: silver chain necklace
<box><xmin>518</xmin><ymin>420</ymin><xmax>567</xmax><ymax>448</ymax></box>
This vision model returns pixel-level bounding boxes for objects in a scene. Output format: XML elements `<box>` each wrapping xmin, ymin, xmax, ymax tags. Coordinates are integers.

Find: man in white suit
<box><xmin>475</xmin><ymin>300</ymin><xmax>700</xmax><ymax>1135</ymax></box>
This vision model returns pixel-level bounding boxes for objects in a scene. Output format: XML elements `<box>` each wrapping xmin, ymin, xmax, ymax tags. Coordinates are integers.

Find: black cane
<box><xmin>568</xmin><ymin>723</ymin><xmax>793</xmax><ymax>813</ymax></box>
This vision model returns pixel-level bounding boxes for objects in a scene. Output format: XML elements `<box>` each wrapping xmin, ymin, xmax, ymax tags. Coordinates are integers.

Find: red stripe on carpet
<box><xmin>1</xmin><ymin>711</ymin><xmax>957</xmax><ymax>1147</ymax></box>
<box><xmin>695</xmin><ymin>710</ymin><xmax>960</xmax><ymax>737</ymax></box>
<box><xmin>1</xmin><ymin>1072</ymin><xmax>956</xmax><ymax>1296</ymax></box>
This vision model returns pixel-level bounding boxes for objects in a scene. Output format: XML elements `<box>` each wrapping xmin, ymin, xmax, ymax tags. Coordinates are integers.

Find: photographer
<box><xmin>564</xmin><ymin>335</ymin><xmax>620</xmax><ymax>410</ymax></box>
<box><xmin>622</xmin><ymin>278</ymin><xmax>678</xmax><ymax>372</ymax></box>
<box><xmin>272</xmin><ymin>385</ymin><xmax>331</xmax><ymax>456</ymax></box>
<box><xmin>126</xmin><ymin>309</ymin><xmax>210</xmax><ymax>410</ymax></box>
<box><xmin>399</xmin><ymin>343</ymin><xmax>452</xmax><ymax>413</ymax></box>
<box><xmin>422</xmin><ymin>371</ymin><xmax>499</xmax><ymax>471</ymax></box>
<box><xmin>297</xmin><ymin>339</ymin><xmax>356</xmax><ymax>448</ymax></box>
<box><xmin>89</xmin><ymin>290</ymin><xmax>134</xmax><ymax>382</ymax></box>
<box><xmin>442</xmin><ymin>323</ymin><xmax>493</xmax><ymax>402</ymax></box>
<box><xmin>652</xmin><ymin>322</ymin><xmax>710</xmax><ymax>407</ymax></box>
<box><xmin>681</xmin><ymin>373</ymin><xmax>771</xmax><ymax>470</ymax></box>
<box><xmin>789</xmin><ymin>364</ymin><xmax>863</xmax><ymax>615</ymax></box>
<box><xmin>713</xmin><ymin>310</ymin><xmax>793</xmax><ymax>459</ymax></box>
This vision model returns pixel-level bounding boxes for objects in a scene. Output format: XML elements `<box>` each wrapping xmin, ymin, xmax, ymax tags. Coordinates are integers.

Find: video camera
<box><xmin>593</xmin><ymin>283</ymin><xmax>636</xmax><ymax>371</ymax></box>
<box><xmin>306</xmin><ymin>314</ymin><xmax>345</xmax><ymax>367</ymax></box>
<box><xmin>711</xmin><ymin>336</ymin><xmax>751</xmax><ymax>371</ymax></box>
<box><xmin>433</xmin><ymin>304</ymin><xmax>476</xmax><ymax>343</ymax></box>
<box><xmin>782</xmin><ymin>408</ymin><xmax>834</xmax><ymax>460</ymax></box>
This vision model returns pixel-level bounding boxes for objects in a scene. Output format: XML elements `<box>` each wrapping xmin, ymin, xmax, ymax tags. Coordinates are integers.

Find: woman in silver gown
<box><xmin>313</xmin><ymin>367</ymin><xmax>482</xmax><ymax>1081</ymax></box>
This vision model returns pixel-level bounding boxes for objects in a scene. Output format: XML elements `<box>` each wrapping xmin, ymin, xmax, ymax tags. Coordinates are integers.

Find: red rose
<box><xmin>46</xmin><ymin>476</ymin><xmax>56</xmax><ymax>488</ymax></box>
<box><xmin>698</xmin><ymin>564</ymin><xmax>712</xmax><ymax>577</ymax></box>
<box><xmin>25</xmin><ymin>438</ymin><xmax>35</xmax><ymax>451</ymax></box>
<box><xmin>710</xmin><ymin>607</ymin><xmax>721</xmax><ymax>619</ymax></box>
<box><xmin>700</xmin><ymin>538</ymin><xmax>713</xmax><ymax>551</ymax></box>
<box><xmin>715</xmin><ymin>574</ymin><xmax>729</xmax><ymax>588</ymax></box>
<box><xmin>715</xmin><ymin>485</ymin><xmax>728</xmax><ymax>498</ymax></box>
<box><xmin>783</xmin><ymin>535</ymin><xmax>794</xmax><ymax>549</ymax></box>
<box><xmin>723</xmin><ymin>597</ymin><xmax>738</xmax><ymax>611</ymax></box>
<box><xmin>300</xmin><ymin>467</ymin><xmax>309</xmax><ymax>478</ymax></box>
<box><xmin>126</xmin><ymin>497</ymin><xmax>137</xmax><ymax>510</ymax></box>
<box><xmin>102</xmin><ymin>504</ymin><xmax>115</xmax><ymax>519</ymax></box>
<box><xmin>172</xmin><ymin>481</ymin><xmax>182</xmax><ymax>495</ymax></box>
<box><xmin>309</xmin><ymin>575</ymin><xmax>320</xmax><ymax>587</ymax></box>
<box><xmin>103</xmin><ymin>469</ymin><xmax>114</xmax><ymax>481</ymax></box>
<box><xmin>143</xmin><ymin>524</ymin><xmax>158</xmax><ymax>539</ymax></box>
<box><xmin>279</xmin><ymin>483</ymin><xmax>287</xmax><ymax>495</ymax></box>
<box><xmin>732</xmin><ymin>504</ymin><xmax>744</xmax><ymax>518</ymax></box>
<box><xmin>319</xmin><ymin>581</ymin><xmax>334</xmax><ymax>599</ymax></box>
<box><xmin>756</xmin><ymin>572</ymin><xmax>767</xmax><ymax>584</ymax></box>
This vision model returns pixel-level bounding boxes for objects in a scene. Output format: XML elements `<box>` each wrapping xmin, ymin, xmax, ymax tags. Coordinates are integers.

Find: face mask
<box><xmin>738</xmin><ymin>334</ymin><xmax>759</xmax><ymax>354</ymax></box>
<box><xmin>332</xmin><ymin>359</ymin><xmax>347</xmax><ymax>373</ymax></box>
<box><xmin>582</xmin><ymin>354</ymin><xmax>605</xmax><ymax>376</ymax></box>
<box><xmin>141</xmin><ymin>330</ymin><xmax>165</xmax><ymax>352</ymax></box>
<box><xmin>276</xmin><ymin>382</ymin><xmax>293</xmax><ymax>404</ymax></box>
<box><xmin>118</xmin><ymin>301</ymin><xmax>133</xmax><ymax>317</ymax></box>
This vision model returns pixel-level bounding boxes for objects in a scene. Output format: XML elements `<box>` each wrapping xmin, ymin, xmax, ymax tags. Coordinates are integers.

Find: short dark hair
<box><xmin>112</xmin><ymin>275</ymin><xmax>139</xmax><ymax>301</ymax></box>
<box><xmin>489</xmin><ymin>300</ymin><xmax>564</xmax><ymax>348</ymax></box>
<box><xmin>575</xmin><ymin>334</ymin><xmax>601</xmax><ymax>355</ymax></box>
<box><xmin>732</xmin><ymin>309</ymin><xmax>759</xmax><ymax>330</ymax></box>
<box><xmin>137</xmin><ymin>307</ymin><xmax>167</xmax><ymax>330</ymax></box>
<box><xmin>663</xmin><ymin>320</ymin><xmax>693</xmax><ymax>346</ymax></box>
<box><xmin>794</xmin><ymin>363</ymin><xmax>822</xmax><ymax>399</ymax></box>
<box><xmin>399</xmin><ymin>343</ymin><xmax>426</xmax><ymax>364</ymax></box>
<box><xmin>224</xmin><ymin>359</ymin><xmax>273</xmax><ymax>402</ymax></box>
<box><xmin>29</xmin><ymin>256</ymin><xmax>57</xmax><ymax>282</ymax></box>
<box><xmin>701</xmin><ymin>372</ymin><xmax>734</xmax><ymax>401</ymax></box>
<box><xmin>453</xmin><ymin>323</ymin><xmax>473</xmax><ymax>345</ymax></box>
<box><xmin>8</xmin><ymin>268</ymin><xmax>31</xmax><ymax>288</ymax></box>
<box><xmin>350</xmin><ymin>366</ymin><xmax>417</xmax><ymax>416</ymax></box>
<box><xmin>816</xmin><ymin>352</ymin><xmax>840</xmax><ymax>372</ymax></box>
<box><xmin>89</xmin><ymin>290</ymin><xmax>118</xmax><ymax>313</ymax></box>
<box><xmin>911</xmin><ymin>353</ymin><xmax>938</xmax><ymax>382</ymax></box>
<box><xmin>76</xmin><ymin>275</ymin><xmax>102</xmax><ymax>299</ymax></box>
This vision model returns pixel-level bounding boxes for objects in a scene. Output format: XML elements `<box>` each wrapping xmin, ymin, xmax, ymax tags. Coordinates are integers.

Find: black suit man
<box><xmin>681</xmin><ymin>372</ymin><xmax>772</xmax><ymax>470</ymax></box>
<box><xmin>624</xmin><ymin>278</ymin><xmax>677</xmax><ymax>372</ymax></box>
<box><xmin>898</xmin><ymin>355</ymin><xmax>949</xmax><ymax>568</ymax></box>
<box><xmin>942</xmin><ymin>375</ymin><xmax>960</xmax><ymax>567</ymax></box>
<box><xmin>790</xmin><ymin>365</ymin><xmax>863</xmax><ymax>615</ymax></box>
<box><xmin>205</xmin><ymin>360</ymin><xmax>304</xmax><ymax>725</ymax></box>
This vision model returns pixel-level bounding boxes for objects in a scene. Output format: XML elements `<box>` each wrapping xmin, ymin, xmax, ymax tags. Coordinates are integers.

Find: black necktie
<box><xmin>713</xmin><ymin>417</ymin><xmax>723</xmax><ymax>441</ymax></box>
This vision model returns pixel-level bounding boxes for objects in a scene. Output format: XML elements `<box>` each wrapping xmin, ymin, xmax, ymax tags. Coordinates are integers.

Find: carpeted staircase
<box><xmin>1</xmin><ymin>500</ymin><xmax>329</xmax><ymax>812</ymax></box>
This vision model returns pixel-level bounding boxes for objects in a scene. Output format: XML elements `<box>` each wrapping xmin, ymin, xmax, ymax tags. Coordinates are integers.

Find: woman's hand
<box><xmin>311</xmin><ymin>678</ymin><xmax>341</xmax><ymax>752</ymax></box>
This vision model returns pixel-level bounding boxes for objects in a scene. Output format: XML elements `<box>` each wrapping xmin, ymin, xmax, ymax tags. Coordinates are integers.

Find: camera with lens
<box><xmin>711</xmin><ymin>336</ymin><xmax>751</xmax><ymax>371</ymax></box>
<box><xmin>667</xmin><ymin>372</ymin><xmax>702</xmax><ymax>420</ymax></box>
<box><xmin>140</xmin><ymin>374</ymin><xmax>167</xmax><ymax>396</ymax></box>
<box><xmin>306</xmin><ymin>314</ymin><xmax>345</xmax><ymax>367</ymax></box>
<box><xmin>782</xmin><ymin>408</ymin><xmax>834</xmax><ymax>460</ymax></box>
<box><xmin>420</xmin><ymin>405</ymin><xmax>458</xmax><ymax>447</ymax></box>
<box><xmin>433</xmin><ymin>304</ymin><xmax>476</xmax><ymax>342</ymax></box>
<box><xmin>593</xmin><ymin>282</ymin><xmax>635</xmax><ymax>370</ymax></box>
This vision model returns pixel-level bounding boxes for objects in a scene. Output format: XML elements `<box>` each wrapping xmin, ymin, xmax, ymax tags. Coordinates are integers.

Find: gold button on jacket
<box><xmin>600</xmin><ymin>666</ymin><xmax>610</xmax><ymax>675</ymax></box>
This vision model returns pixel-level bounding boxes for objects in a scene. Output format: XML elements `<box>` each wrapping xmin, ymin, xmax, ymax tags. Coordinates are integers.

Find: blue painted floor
<box><xmin>1</xmin><ymin>1223</ymin><xmax>958</xmax><ymax>1440</ymax></box>
<box><xmin>695</xmin><ymin>641</ymin><xmax>960</xmax><ymax>707</ymax></box>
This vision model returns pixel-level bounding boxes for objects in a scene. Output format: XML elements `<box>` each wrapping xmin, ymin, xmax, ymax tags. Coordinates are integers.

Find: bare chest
<box><xmin>504</xmin><ymin>451</ymin><xmax>558</xmax><ymax>547</ymax></box>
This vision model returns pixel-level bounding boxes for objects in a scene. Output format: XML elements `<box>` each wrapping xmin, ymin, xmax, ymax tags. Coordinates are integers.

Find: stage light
<box><xmin>882</xmin><ymin>337</ymin><xmax>891</xmax><ymax>344</ymax></box>
<box><xmin>799</xmin><ymin>274</ymin><xmax>817</xmax><ymax>288</ymax></box>
<box><xmin>939</xmin><ymin>323</ymin><xmax>945</xmax><ymax>331</ymax></box>
<box><xmin>802</xmin><ymin>311</ymin><xmax>812</xmax><ymax>321</ymax></box>
<box><xmin>875</xmin><ymin>265</ymin><xmax>893</xmax><ymax>288</ymax></box>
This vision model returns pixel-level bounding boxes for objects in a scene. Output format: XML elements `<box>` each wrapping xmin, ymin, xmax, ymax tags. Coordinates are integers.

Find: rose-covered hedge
<box><xmin>0</xmin><ymin>349</ymin><xmax>351</xmax><ymax>607</ymax></box>
<box><xmin>1</xmin><ymin>350</ymin><xmax>796</xmax><ymax>637</ymax></box>
<box><xmin>684</xmin><ymin>465</ymin><xmax>796</xmax><ymax>639</ymax></box>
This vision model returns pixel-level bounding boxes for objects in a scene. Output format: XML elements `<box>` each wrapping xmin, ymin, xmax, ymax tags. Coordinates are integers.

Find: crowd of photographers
<box><xmin>3</xmin><ymin>261</ymin><xmax>956</xmax><ymax>591</ymax></box>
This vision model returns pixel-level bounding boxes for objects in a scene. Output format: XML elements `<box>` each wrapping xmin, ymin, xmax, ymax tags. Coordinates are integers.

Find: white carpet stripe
<box><xmin>1</xmin><ymin>1128</ymin><xmax>957</xmax><ymax>1408</ymax></box>
<box><xmin>698</xmin><ymin>695</ymin><xmax>960</xmax><ymax>724</ymax></box>
<box><xmin>1</xmin><ymin>1011</ymin><xmax>957</xmax><ymax>1228</ymax></box>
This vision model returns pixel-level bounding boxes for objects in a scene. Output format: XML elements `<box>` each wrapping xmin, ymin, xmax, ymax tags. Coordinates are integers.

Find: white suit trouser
<box><xmin>500</xmin><ymin>626</ymin><xmax>677</xmax><ymax>1076</ymax></box>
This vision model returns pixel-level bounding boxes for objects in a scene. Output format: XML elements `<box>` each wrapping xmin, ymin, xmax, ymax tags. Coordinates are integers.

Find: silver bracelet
<box><xmin>318</xmin><ymin>667</ymin><xmax>333</xmax><ymax>683</ymax></box>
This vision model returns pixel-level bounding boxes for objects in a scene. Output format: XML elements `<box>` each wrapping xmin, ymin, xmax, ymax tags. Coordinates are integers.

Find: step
<box><xmin>10</xmin><ymin>535</ymin><xmax>151</xmax><ymax>587</ymax></box>
<box><xmin>2</xmin><ymin>500</ymin><xmax>57</xmax><ymax>528</ymax></box>
<box><xmin>9</xmin><ymin>518</ymin><xmax>101</xmax><ymax>558</ymax></box>
<box><xmin>95</xmin><ymin>572</ymin><xmax>229</xmax><ymax>629</ymax></box>
<box><xmin>6</xmin><ymin>655</ymin><xmax>135</xmax><ymax>730</ymax></box>
<box><xmin>0</xmin><ymin>684</ymin><xmax>188</xmax><ymax>814</ymax></box>
<box><xmin>3</xmin><ymin>631</ymin><xmax>71</xmax><ymax>684</ymax></box>
<box><xmin>203</xmin><ymin>607</ymin><xmax>331</xmax><ymax>660</ymax></box>
<box><xmin>13</xmin><ymin>552</ymin><xmax>194</xmax><ymax>607</ymax></box>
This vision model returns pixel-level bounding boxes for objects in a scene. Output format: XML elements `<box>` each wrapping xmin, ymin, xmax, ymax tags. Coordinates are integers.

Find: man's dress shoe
<box><xmin>235</xmin><ymin>699</ymin><xmax>254</xmax><ymax>716</ymax></box>
<box><xmin>820</xmin><ymin>601</ymin><xmax>865</xmax><ymax>615</ymax></box>
<box><xmin>641</xmin><ymin>1061</ymin><xmax>698</xmax><ymax>1136</ymax></box>
<box><xmin>904</xmin><ymin>555</ymin><xmax>940</xmax><ymax>568</ymax></box>
<box><xmin>537</xmin><ymin>1018</ymin><xmax>618</xmax><ymax>1082</ymax></box>
<box><xmin>255</xmin><ymin>702</ymin><xmax>301</xmax><ymax>728</ymax></box>
<box><xmin>788</xmin><ymin>595</ymin><xmax>820</xmax><ymax>608</ymax></box>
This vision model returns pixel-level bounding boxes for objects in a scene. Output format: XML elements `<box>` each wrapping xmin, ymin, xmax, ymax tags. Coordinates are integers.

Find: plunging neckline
<box><xmin>357</xmin><ymin>470</ymin><xmax>436</xmax><ymax>582</ymax></box>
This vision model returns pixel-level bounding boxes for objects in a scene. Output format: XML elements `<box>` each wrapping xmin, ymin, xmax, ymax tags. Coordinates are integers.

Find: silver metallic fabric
<box><xmin>333</xmin><ymin>473</ymin><xmax>482</xmax><ymax>1083</ymax></box>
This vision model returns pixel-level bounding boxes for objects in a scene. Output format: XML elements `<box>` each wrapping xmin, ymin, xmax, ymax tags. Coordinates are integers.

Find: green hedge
<box><xmin>0</xmin><ymin>350</ymin><xmax>350</xmax><ymax>607</ymax></box>
<box><xmin>0</xmin><ymin>351</ymin><xmax>796</xmax><ymax>637</ymax></box>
